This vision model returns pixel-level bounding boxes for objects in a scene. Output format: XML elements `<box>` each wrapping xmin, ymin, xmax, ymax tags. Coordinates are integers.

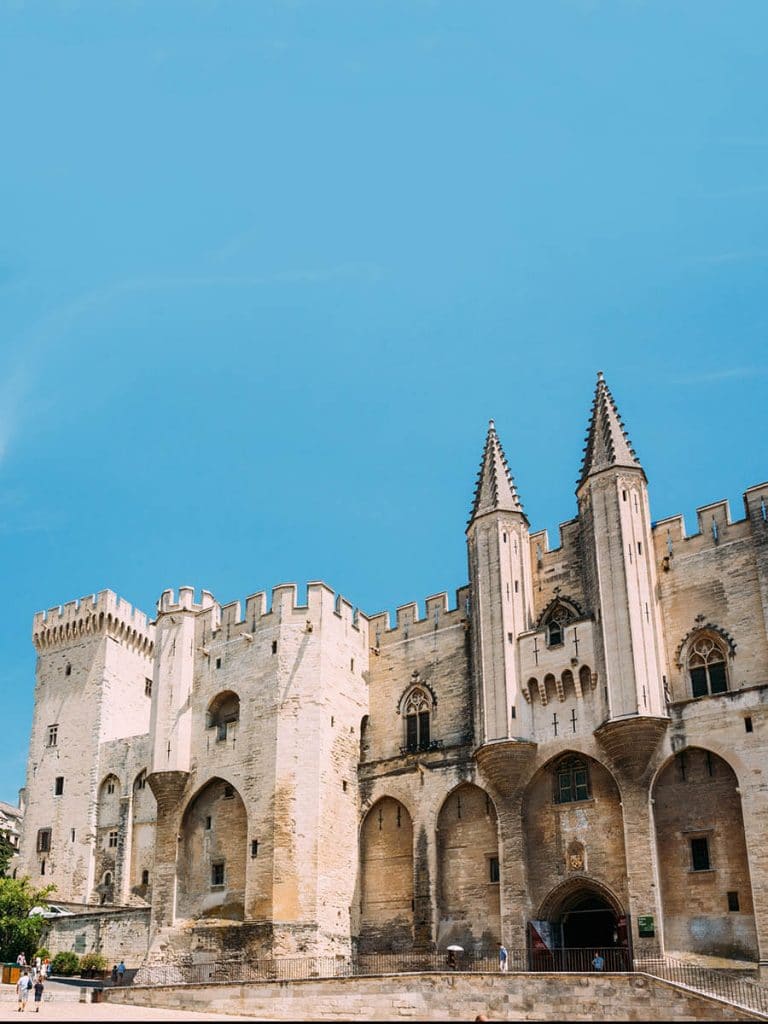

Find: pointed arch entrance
<box><xmin>531</xmin><ymin>878</ymin><xmax>630</xmax><ymax>971</ymax></box>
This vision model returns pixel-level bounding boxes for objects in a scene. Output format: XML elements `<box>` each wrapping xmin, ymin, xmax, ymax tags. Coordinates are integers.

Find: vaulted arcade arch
<box><xmin>177</xmin><ymin>777</ymin><xmax>247</xmax><ymax>922</ymax></box>
<box><xmin>358</xmin><ymin>797</ymin><xmax>414</xmax><ymax>952</ymax></box>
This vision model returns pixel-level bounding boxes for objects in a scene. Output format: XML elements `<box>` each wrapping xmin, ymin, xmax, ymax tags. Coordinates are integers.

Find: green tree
<box><xmin>0</xmin><ymin>833</ymin><xmax>15</xmax><ymax>878</ymax></box>
<box><xmin>0</xmin><ymin>877</ymin><xmax>55</xmax><ymax>963</ymax></box>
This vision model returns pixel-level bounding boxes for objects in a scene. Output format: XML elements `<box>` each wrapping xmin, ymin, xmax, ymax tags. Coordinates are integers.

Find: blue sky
<box><xmin>1</xmin><ymin>0</ymin><xmax>767</xmax><ymax>801</ymax></box>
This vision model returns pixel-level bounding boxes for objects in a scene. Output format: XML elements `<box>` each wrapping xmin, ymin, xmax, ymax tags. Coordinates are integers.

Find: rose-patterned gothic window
<box><xmin>544</xmin><ymin>602</ymin><xmax>573</xmax><ymax>648</ymax></box>
<box><xmin>403</xmin><ymin>687</ymin><xmax>431</xmax><ymax>752</ymax></box>
<box><xmin>688</xmin><ymin>634</ymin><xmax>728</xmax><ymax>698</ymax></box>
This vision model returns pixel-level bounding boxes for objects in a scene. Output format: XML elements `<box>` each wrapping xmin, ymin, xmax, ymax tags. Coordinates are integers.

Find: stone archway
<box><xmin>522</xmin><ymin>751</ymin><xmax>630</xmax><ymax>938</ymax></box>
<box><xmin>177</xmin><ymin>777</ymin><xmax>247</xmax><ymax>922</ymax></box>
<box><xmin>129</xmin><ymin>770</ymin><xmax>155</xmax><ymax>903</ymax></box>
<box><xmin>652</xmin><ymin>747</ymin><xmax>758</xmax><ymax>960</ymax></box>
<box><xmin>436</xmin><ymin>783</ymin><xmax>500</xmax><ymax>952</ymax></box>
<box><xmin>358</xmin><ymin>797</ymin><xmax>414</xmax><ymax>952</ymax></box>
<box><xmin>532</xmin><ymin>878</ymin><xmax>629</xmax><ymax>971</ymax></box>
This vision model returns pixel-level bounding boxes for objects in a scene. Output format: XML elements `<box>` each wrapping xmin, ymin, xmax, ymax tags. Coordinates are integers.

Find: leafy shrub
<box><xmin>34</xmin><ymin>948</ymin><xmax>50</xmax><ymax>960</ymax></box>
<box><xmin>51</xmin><ymin>951</ymin><xmax>80</xmax><ymax>976</ymax></box>
<box><xmin>79</xmin><ymin>952</ymin><xmax>107</xmax><ymax>973</ymax></box>
<box><xmin>0</xmin><ymin>877</ymin><xmax>56</xmax><ymax>963</ymax></box>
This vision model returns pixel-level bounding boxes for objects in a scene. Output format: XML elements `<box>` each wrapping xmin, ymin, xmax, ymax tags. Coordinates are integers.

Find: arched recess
<box><xmin>129</xmin><ymin>769</ymin><xmax>156</xmax><ymax>902</ymax></box>
<box><xmin>177</xmin><ymin>777</ymin><xmax>247</xmax><ymax>922</ymax></box>
<box><xmin>206</xmin><ymin>691</ymin><xmax>240</xmax><ymax>742</ymax></box>
<box><xmin>437</xmin><ymin>783</ymin><xmax>500</xmax><ymax>951</ymax></box>
<box><xmin>532</xmin><ymin>877</ymin><xmax>629</xmax><ymax>968</ymax></box>
<box><xmin>358</xmin><ymin>797</ymin><xmax>414</xmax><ymax>952</ymax></box>
<box><xmin>652</xmin><ymin>747</ymin><xmax>757</xmax><ymax>960</ymax></box>
<box><xmin>94</xmin><ymin>774</ymin><xmax>121</xmax><ymax>904</ymax></box>
<box><xmin>523</xmin><ymin>752</ymin><xmax>629</xmax><ymax>929</ymax></box>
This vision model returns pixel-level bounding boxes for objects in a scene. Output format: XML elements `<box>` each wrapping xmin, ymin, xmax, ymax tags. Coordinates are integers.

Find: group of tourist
<box><xmin>14</xmin><ymin>954</ymin><xmax>49</xmax><ymax>1013</ymax></box>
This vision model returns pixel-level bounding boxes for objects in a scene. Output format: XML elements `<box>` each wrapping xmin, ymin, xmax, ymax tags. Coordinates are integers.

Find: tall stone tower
<box><xmin>466</xmin><ymin>420</ymin><xmax>534</xmax><ymax>742</ymax></box>
<box><xmin>20</xmin><ymin>593</ymin><xmax>154</xmax><ymax>902</ymax></box>
<box><xmin>576</xmin><ymin>373</ymin><xmax>667</xmax><ymax>721</ymax></box>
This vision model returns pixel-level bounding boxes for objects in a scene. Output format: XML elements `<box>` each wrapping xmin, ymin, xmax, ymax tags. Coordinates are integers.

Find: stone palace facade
<box><xmin>17</xmin><ymin>373</ymin><xmax>768</xmax><ymax>968</ymax></box>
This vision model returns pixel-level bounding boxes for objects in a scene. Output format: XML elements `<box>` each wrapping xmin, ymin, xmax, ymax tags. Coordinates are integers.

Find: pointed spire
<box><xmin>577</xmin><ymin>371</ymin><xmax>642</xmax><ymax>489</ymax></box>
<box><xmin>468</xmin><ymin>419</ymin><xmax>526</xmax><ymax>527</ymax></box>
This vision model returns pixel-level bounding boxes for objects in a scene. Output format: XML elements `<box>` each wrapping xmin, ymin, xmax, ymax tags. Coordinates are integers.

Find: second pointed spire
<box><xmin>577</xmin><ymin>372</ymin><xmax>642</xmax><ymax>489</ymax></box>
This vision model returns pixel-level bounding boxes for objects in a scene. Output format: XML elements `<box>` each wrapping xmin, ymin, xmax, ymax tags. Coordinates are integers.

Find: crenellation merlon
<box><xmin>157</xmin><ymin>587</ymin><xmax>217</xmax><ymax>614</ymax></box>
<box><xmin>652</xmin><ymin>483</ymin><xmax>768</xmax><ymax>552</ymax></box>
<box><xmin>204</xmin><ymin>581</ymin><xmax>367</xmax><ymax>640</ymax></box>
<box><xmin>32</xmin><ymin>589</ymin><xmax>154</xmax><ymax>652</ymax></box>
<box><xmin>530</xmin><ymin>518</ymin><xmax>579</xmax><ymax>561</ymax></box>
<box><xmin>695</xmin><ymin>499</ymin><xmax>732</xmax><ymax>537</ymax></box>
<box><xmin>367</xmin><ymin>586</ymin><xmax>470</xmax><ymax>642</ymax></box>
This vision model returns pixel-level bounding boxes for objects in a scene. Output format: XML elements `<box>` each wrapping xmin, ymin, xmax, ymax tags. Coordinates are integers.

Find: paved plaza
<box><xmin>0</xmin><ymin>982</ymin><xmax>265</xmax><ymax>1021</ymax></box>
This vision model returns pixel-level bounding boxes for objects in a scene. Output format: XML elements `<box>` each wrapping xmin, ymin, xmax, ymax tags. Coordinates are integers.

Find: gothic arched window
<box><xmin>403</xmin><ymin>687</ymin><xmax>432</xmax><ymax>753</ymax></box>
<box><xmin>554</xmin><ymin>756</ymin><xmax>590</xmax><ymax>804</ymax></box>
<box><xmin>541</xmin><ymin>599</ymin><xmax>580</xmax><ymax>649</ymax></box>
<box><xmin>688</xmin><ymin>634</ymin><xmax>729</xmax><ymax>698</ymax></box>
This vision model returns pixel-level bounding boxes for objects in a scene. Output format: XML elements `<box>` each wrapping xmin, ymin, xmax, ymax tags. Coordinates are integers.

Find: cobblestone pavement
<box><xmin>0</xmin><ymin>982</ymin><xmax>267</xmax><ymax>1021</ymax></box>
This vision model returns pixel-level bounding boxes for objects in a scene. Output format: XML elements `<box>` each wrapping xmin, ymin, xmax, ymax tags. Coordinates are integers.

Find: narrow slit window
<box><xmin>489</xmin><ymin>856</ymin><xmax>500</xmax><ymax>883</ymax></box>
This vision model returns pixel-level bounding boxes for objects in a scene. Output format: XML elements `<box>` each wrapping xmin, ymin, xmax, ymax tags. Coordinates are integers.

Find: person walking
<box><xmin>117</xmin><ymin>960</ymin><xmax>126</xmax><ymax>984</ymax></box>
<box><xmin>497</xmin><ymin>943</ymin><xmax>508</xmax><ymax>973</ymax></box>
<box><xmin>33</xmin><ymin>977</ymin><xmax>44</xmax><ymax>1013</ymax></box>
<box><xmin>16</xmin><ymin>971</ymin><xmax>31</xmax><ymax>1013</ymax></box>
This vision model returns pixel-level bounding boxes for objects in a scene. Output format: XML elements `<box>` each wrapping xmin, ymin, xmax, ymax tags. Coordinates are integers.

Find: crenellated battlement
<box><xmin>157</xmin><ymin>587</ymin><xmax>217</xmax><ymax>615</ymax></box>
<box><xmin>529</xmin><ymin>517</ymin><xmax>580</xmax><ymax>560</ymax></box>
<box><xmin>367</xmin><ymin>586</ymin><xmax>470</xmax><ymax>644</ymax></box>
<box><xmin>161</xmin><ymin>581</ymin><xmax>368</xmax><ymax>641</ymax></box>
<box><xmin>33</xmin><ymin>590</ymin><xmax>154</xmax><ymax>655</ymax></box>
<box><xmin>652</xmin><ymin>481</ymin><xmax>768</xmax><ymax>553</ymax></box>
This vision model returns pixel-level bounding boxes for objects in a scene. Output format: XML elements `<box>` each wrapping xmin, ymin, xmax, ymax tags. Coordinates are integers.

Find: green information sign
<box><xmin>638</xmin><ymin>915</ymin><xmax>655</xmax><ymax>937</ymax></box>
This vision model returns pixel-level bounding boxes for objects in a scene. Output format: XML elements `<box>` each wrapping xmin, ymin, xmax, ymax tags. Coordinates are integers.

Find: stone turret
<box><xmin>577</xmin><ymin>373</ymin><xmax>668</xmax><ymax>726</ymax></box>
<box><xmin>467</xmin><ymin>420</ymin><xmax>534</xmax><ymax>742</ymax></box>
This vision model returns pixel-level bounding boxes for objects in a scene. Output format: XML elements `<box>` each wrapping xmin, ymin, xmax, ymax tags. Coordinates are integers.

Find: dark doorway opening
<box><xmin>529</xmin><ymin>886</ymin><xmax>630</xmax><ymax>971</ymax></box>
<box><xmin>562</xmin><ymin>893</ymin><xmax>617</xmax><ymax>948</ymax></box>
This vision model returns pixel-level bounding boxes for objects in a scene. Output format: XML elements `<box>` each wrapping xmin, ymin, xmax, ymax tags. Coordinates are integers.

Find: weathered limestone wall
<box><xmin>147</xmin><ymin>583</ymin><xmax>369</xmax><ymax>958</ymax></box>
<box><xmin>359</xmin><ymin>797</ymin><xmax>414</xmax><ymax>951</ymax></box>
<box><xmin>104</xmin><ymin>972</ymin><xmax>764</xmax><ymax>1021</ymax></box>
<box><xmin>530</xmin><ymin>519</ymin><xmax>586</xmax><ymax>615</ymax></box>
<box><xmin>44</xmin><ymin>907</ymin><xmax>151</xmax><ymax>963</ymax></box>
<box><xmin>96</xmin><ymin>735</ymin><xmax>155</xmax><ymax>906</ymax></box>
<box><xmin>177</xmin><ymin>779</ymin><xmax>248</xmax><ymax>922</ymax></box>
<box><xmin>523</xmin><ymin>755</ymin><xmax>628</xmax><ymax>919</ymax></box>
<box><xmin>653</xmin><ymin>495</ymin><xmax>768</xmax><ymax>702</ymax></box>
<box><xmin>653</xmin><ymin>749</ymin><xmax>758</xmax><ymax>959</ymax></box>
<box><xmin>436</xmin><ymin>783</ymin><xmax>500</xmax><ymax>950</ymax></box>
<box><xmin>365</xmin><ymin>589</ymin><xmax>471</xmax><ymax>762</ymax></box>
